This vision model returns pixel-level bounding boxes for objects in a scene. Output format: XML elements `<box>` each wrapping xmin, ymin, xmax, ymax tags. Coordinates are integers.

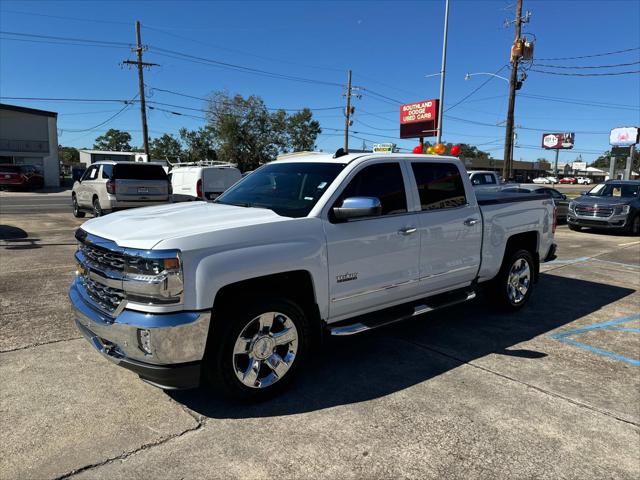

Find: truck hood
<box><xmin>81</xmin><ymin>202</ymin><xmax>288</xmax><ymax>250</ymax></box>
<box><xmin>573</xmin><ymin>195</ymin><xmax>634</xmax><ymax>206</ymax></box>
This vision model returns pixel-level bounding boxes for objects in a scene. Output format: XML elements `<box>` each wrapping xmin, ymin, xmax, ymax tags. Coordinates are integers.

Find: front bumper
<box><xmin>567</xmin><ymin>214</ymin><xmax>629</xmax><ymax>229</ymax></box>
<box><xmin>69</xmin><ymin>279</ymin><xmax>211</xmax><ymax>389</ymax></box>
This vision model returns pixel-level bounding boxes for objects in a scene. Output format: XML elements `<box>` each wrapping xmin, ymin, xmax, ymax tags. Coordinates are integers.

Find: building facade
<box><xmin>78</xmin><ymin>150</ymin><xmax>148</xmax><ymax>166</ymax></box>
<box><xmin>0</xmin><ymin>103</ymin><xmax>60</xmax><ymax>187</ymax></box>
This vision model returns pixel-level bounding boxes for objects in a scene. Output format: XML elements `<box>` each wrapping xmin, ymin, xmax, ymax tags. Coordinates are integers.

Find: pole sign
<box><xmin>399</xmin><ymin>99</ymin><xmax>439</xmax><ymax>138</ymax></box>
<box><xmin>372</xmin><ymin>143</ymin><xmax>396</xmax><ymax>153</ymax></box>
<box><xmin>542</xmin><ymin>132</ymin><xmax>575</xmax><ymax>149</ymax></box>
<box><xmin>609</xmin><ymin>127</ymin><xmax>639</xmax><ymax>146</ymax></box>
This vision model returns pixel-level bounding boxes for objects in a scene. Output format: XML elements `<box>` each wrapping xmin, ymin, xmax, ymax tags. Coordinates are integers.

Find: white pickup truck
<box><xmin>69</xmin><ymin>153</ymin><xmax>557</xmax><ymax>400</ymax></box>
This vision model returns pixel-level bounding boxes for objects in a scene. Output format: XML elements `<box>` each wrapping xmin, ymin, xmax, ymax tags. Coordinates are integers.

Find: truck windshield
<box><xmin>215</xmin><ymin>162</ymin><xmax>346</xmax><ymax>218</ymax></box>
<box><xmin>587</xmin><ymin>183</ymin><xmax>639</xmax><ymax>198</ymax></box>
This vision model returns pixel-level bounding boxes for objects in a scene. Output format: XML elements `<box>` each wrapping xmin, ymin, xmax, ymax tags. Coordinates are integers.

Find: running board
<box><xmin>329</xmin><ymin>290</ymin><xmax>476</xmax><ymax>336</ymax></box>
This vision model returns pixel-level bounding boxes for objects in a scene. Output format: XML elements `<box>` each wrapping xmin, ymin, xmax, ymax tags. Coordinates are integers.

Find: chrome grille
<box><xmin>575</xmin><ymin>205</ymin><xmax>613</xmax><ymax>217</ymax></box>
<box><xmin>80</xmin><ymin>275</ymin><xmax>125</xmax><ymax>314</ymax></box>
<box><xmin>79</xmin><ymin>242</ymin><xmax>125</xmax><ymax>272</ymax></box>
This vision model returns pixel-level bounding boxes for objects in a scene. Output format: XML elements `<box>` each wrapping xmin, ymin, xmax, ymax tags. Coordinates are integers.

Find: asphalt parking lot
<box><xmin>1</xmin><ymin>195</ymin><xmax>639</xmax><ymax>479</ymax></box>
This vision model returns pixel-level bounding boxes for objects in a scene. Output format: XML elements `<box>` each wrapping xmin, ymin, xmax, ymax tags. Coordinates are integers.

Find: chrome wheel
<box><xmin>93</xmin><ymin>198</ymin><xmax>102</xmax><ymax>217</ymax></box>
<box><xmin>232</xmin><ymin>312</ymin><xmax>298</xmax><ymax>389</ymax></box>
<box><xmin>507</xmin><ymin>257</ymin><xmax>531</xmax><ymax>304</ymax></box>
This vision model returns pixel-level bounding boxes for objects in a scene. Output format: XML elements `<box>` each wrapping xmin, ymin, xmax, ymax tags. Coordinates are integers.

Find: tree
<box><xmin>149</xmin><ymin>134</ymin><xmax>183</xmax><ymax>162</ymax></box>
<box><xmin>285</xmin><ymin>108</ymin><xmax>321</xmax><ymax>152</ymax></box>
<box><xmin>179</xmin><ymin>127</ymin><xmax>216</xmax><ymax>162</ymax></box>
<box><xmin>58</xmin><ymin>145</ymin><xmax>79</xmax><ymax>164</ymax></box>
<box><xmin>93</xmin><ymin>129</ymin><xmax>132</xmax><ymax>151</ymax></box>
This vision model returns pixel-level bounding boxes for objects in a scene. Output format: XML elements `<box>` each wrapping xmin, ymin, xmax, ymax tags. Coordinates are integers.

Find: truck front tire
<box><xmin>203</xmin><ymin>297</ymin><xmax>311</xmax><ymax>401</ymax></box>
<box><xmin>490</xmin><ymin>249</ymin><xmax>535</xmax><ymax>311</ymax></box>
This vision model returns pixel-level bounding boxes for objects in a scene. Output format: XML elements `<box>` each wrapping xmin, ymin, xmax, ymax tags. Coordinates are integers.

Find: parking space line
<box><xmin>618</xmin><ymin>241</ymin><xmax>640</xmax><ymax>247</ymax></box>
<box><xmin>550</xmin><ymin>314</ymin><xmax>640</xmax><ymax>366</ymax></box>
<box><xmin>546</xmin><ymin>257</ymin><xmax>640</xmax><ymax>270</ymax></box>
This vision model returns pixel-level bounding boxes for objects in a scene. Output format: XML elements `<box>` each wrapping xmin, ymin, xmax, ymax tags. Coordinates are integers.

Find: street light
<box><xmin>464</xmin><ymin>72</ymin><xmax>510</xmax><ymax>83</ymax></box>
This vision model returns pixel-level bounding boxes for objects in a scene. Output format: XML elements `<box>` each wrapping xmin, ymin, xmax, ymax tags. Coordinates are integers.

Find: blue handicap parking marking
<box><xmin>549</xmin><ymin>314</ymin><xmax>640</xmax><ymax>366</ymax></box>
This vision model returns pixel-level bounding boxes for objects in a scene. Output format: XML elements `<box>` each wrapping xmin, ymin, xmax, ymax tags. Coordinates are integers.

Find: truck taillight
<box><xmin>196</xmin><ymin>178</ymin><xmax>203</xmax><ymax>199</ymax></box>
<box><xmin>552</xmin><ymin>206</ymin><xmax>557</xmax><ymax>234</ymax></box>
<box><xmin>106</xmin><ymin>180</ymin><xmax>116</xmax><ymax>194</ymax></box>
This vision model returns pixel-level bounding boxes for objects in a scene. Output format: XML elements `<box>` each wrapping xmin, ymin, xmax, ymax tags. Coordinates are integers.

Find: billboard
<box><xmin>542</xmin><ymin>132</ymin><xmax>575</xmax><ymax>149</ymax></box>
<box><xmin>400</xmin><ymin>99</ymin><xmax>439</xmax><ymax>138</ymax></box>
<box><xmin>609</xmin><ymin>127</ymin><xmax>639</xmax><ymax>147</ymax></box>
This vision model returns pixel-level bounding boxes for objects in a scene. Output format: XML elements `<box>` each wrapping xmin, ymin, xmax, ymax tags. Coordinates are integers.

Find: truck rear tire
<box><xmin>489</xmin><ymin>249</ymin><xmax>535</xmax><ymax>311</ymax></box>
<box><xmin>203</xmin><ymin>297</ymin><xmax>311</xmax><ymax>401</ymax></box>
<box><xmin>72</xmin><ymin>195</ymin><xmax>85</xmax><ymax>218</ymax></box>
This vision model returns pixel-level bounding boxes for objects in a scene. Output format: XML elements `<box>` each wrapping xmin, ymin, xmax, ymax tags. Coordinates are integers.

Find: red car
<box><xmin>559</xmin><ymin>177</ymin><xmax>577</xmax><ymax>184</ymax></box>
<box><xmin>0</xmin><ymin>164</ymin><xmax>45</xmax><ymax>190</ymax></box>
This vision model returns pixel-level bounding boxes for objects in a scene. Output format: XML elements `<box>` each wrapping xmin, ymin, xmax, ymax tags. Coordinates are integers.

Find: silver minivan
<box><xmin>72</xmin><ymin>161</ymin><xmax>170</xmax><ymax>217</ymax></box>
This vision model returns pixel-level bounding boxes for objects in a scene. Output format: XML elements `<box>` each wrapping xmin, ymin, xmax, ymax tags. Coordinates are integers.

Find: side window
<box><xmin>484</xmin><ymin>174</ymin><xmax>496</xmax><ymax>184</ymax></box>
<box><xmin>101</xmin><ymin>164</ymin><xmax>113</xmax><ymax>179</ymax></box>
<box><xmin>411</xmin><ymin>162</ymin><xmax>467</xmax><ymax>211</ymax></box>
<box><xmin>336</xmin><ymin>163</ymin><xmax>407</xmax><ymax>216</ymax></box>
<box><xmin>87</xmin><ymin>166</ymin><xmax>99</xmax><ymax>180</ymax></box>
<box><xmin>81</xmin><ymin>166</ymin><xmax>96</xmax><ymax>181</ymax></box>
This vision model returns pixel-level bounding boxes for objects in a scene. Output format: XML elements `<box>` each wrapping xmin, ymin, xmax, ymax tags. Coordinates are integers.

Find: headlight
<box><xmin>123</xmin><ymin>251</ymin><xmax>183</xmax><ymax>305</ymax></box>
<box><xmin>568</xmin><ymin>201</ymin><xmax>576</xmax><ymax>212</ymax></box>
<box><xmin>613</xmin><ymin>205</ymin><xmax>630</xmax><ymax>215</ymax></box>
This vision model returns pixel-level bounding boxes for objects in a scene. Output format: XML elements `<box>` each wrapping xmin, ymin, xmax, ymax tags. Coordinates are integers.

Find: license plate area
<box><xmin>137</xmin><ymin>187</ymin><xmax>149</xmax><ymax>194</ymax></box>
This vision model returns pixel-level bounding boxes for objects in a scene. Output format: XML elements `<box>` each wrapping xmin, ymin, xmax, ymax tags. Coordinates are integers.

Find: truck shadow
<box><xmin>170</xmin><ymin>273</ymin><xmax>635</xmax><ymax>418</ymax></box>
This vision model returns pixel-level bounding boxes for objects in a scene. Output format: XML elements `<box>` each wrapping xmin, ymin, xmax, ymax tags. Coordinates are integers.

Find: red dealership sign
<box><xmin>400</xmin><ymin>99</ymin><xmax>439</xmax><ymax>138</ymax></box>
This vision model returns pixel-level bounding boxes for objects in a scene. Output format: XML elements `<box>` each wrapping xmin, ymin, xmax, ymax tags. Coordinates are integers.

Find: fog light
<box><xmin>137</xmin><ymin>329</ymin><xmax>152</xmax><ymax>355</ymax></box>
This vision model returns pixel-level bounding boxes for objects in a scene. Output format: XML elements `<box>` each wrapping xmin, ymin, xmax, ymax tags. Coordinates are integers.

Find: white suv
<box><xmin>72</xmin><ymin>161</ymin><xmax>170</xmax><ymax>217</ymax></box>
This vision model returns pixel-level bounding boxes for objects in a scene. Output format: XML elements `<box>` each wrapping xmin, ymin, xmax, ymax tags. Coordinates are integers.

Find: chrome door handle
<box><xmin>464</xmin><ymin>218</ymin><xmax>479</xmax><ymax>226</ymax></box>
<box><xmin>398</xmin><ymin>226</ymin><xmax>417</xmax><ymax>235</ymax></box>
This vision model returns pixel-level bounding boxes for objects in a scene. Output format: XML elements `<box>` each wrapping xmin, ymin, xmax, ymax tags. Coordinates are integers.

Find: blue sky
<box><xmin>1</xmin><ymin>0</ymin><xmax>639</xmax><ymax>164</ymax></box>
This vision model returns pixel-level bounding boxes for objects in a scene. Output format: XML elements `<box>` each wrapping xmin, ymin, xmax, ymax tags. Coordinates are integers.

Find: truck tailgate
<box><xmin>115</xmin><ymin>179</ymin><xmax>169</xmax><ymax>201</ymax></box>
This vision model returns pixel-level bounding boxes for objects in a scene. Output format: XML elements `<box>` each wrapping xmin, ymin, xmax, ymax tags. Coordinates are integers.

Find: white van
<box><xmin>170</xmin><ymin>165</ymin><xmax>242</xmax><ymax>202</ymax></box>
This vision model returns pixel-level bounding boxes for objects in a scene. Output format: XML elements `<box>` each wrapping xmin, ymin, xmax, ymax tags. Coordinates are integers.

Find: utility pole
<box><xmin>122</xmin><ymin>21</ymin><xmax>158</xmax><ymax>157</ymax></box>
<box><xmin>502</xmin><ymin>0</ymin><xmax>523</xmax><ymax>181</ymax></box>
<box><xmin>343</xmin><ymin>69</ymin><xmax>353</xmax><ymax>152</ymax></box>
<box><xmin>436</xmin><ymin>0</ymin><xmax>450</xmax><ymax>144</ymax></box>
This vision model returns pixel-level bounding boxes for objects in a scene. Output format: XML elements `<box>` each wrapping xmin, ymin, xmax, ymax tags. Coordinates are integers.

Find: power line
<box><xmin>535</xmin><ymin>46</ymin><xmax>640</xmax><ymax>61</ymax></box>
<box><xmin>519</xmin><ymin>93</ymin><xmax>640</xmax><ymax>111</ymax></box>
<box><xmin>445</xmin><ymin>65</ymin><xmax>507</xmax><ymax>113</ymax></box>
<box><xmin>147</xmin><ymin>85</ymin><xmax>343</xmax><ymax>111</ymax></box>
<box><xmin>533</xmin><ymin>60</ymin><xmax>640</xmax><ymax>69</ymax></box>
<box><xmin>0</xmin><ymin>96</ymin><xmax>133</xmax><ymax>103</ymax></box>
<box><xmin>530</xmin><ymin>69</ymin><xmax>640</xmax><ymax>77</ymax></box>
<box><xmin>0</xmin><ymin>9</ymin><xmax>131</xmax><ymax>26</ymax></box>
<box><xmin>61</xmin><ymin>95</ymin><xmax>138</xmax><ymax>132</ymax></box>
<box><xmin>0</xmin><ymin>30</ymin><xmax>130</xmax><ymax>46</ymax></box>
<box><xmin>147</xmin><ymin>46</ymin><xmax>344</xmax><ymax>87</ymax></box>
<box><xmin>0</xmin><ymin>36</ymin><xmax>129</xmax><ymax>50</ymax></box>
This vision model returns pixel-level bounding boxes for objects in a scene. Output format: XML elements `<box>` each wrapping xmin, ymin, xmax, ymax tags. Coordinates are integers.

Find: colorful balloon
<box><xmin>426</xmin><ymin>146</ymin><xmax>435</xmax><ymax>154</ymax></box>
<box><xmin>434</xmin><ymin>143</ymin><xmax>446</xmax><ymax>155</ymax></box>
<box><xmin>450</xmin><ymin>145</ymin><xmax>461</xmax><ymax>156</ymax></box>
<box><xmin>412</xmin><ymin>145</ymin><xmax>423</xmax><ymax>154</ymax></box>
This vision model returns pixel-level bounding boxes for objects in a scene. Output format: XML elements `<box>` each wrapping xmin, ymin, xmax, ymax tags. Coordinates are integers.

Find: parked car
<box><xmin>502</xmin><ymin>184</ymin><xmax>569</xmax><ymax>221</ymax></box>
<box><xmin>170</xmin><ymin>164</ymin><xmax>242</xmax><ymax>202</ymax></box>
<box><xmin>468</xmin><ymin>170</ymin><xmax>501</xmax><ymax>191</ymax></box>
<box><xmin>70</xmin><ymin>152</ymin><xmax>557</xmax><ymax>400</ymax></box>
<box><xmin>559</xmin><ymin>177</ymin><xmax>577</xmax><ymax>184</ymax></box>
<box><xmin>71</xmin><ymin>161</ymin><xmax>170</xmax><ymax>217</ymax></box>
<box><xmin>576</xmin><ymin>177</ymin><xmax>593</xmax><ymax>185</ymax></box>
<box><xmin>532</xmin><ymin>177</ymin><xmax>552</xmax><ymax>184</ymax></box>
<box><xmin>568</xmin><ymin>180</ymin><xmax>640</xmax><ymax>234</ymax></box>
<box><xmin>0</xmin><ymin>164</ymin><xmax>44</xmax><ymax>190</ymax></box>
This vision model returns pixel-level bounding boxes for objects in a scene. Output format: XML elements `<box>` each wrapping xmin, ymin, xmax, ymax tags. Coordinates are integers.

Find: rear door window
<box><xmin>411</xmin><ymin>162</ymin><xmax>467</xmax><ymax>210</ymax></box>
<box><xmin>101</xmin><ymin>164</ymin><xmax>114</xmax><ymax>179</ymax></box>
<box><xmin>113</xmin><ymin>164</ymin><xmax>167</xmax><ymax>180</ymax></box>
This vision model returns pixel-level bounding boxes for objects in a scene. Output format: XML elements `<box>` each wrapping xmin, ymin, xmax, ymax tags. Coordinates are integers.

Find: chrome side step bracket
<box><xmin>329</xmin><ymin>291</ymin><xmax>476</xmax><ymax>336</ymax></box>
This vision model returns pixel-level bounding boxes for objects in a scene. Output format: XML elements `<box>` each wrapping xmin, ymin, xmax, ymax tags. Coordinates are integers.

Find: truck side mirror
<box><xmin>333</xmin><ymin>197</ymin><xmax>382</xmax><ymax>221</ymax></box>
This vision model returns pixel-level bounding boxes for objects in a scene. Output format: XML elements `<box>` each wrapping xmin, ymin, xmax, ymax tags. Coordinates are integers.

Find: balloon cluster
<box><xmin>412</xmin><ymin>143</ymin><xmax>461</xmax><ymax>156</ymax></box>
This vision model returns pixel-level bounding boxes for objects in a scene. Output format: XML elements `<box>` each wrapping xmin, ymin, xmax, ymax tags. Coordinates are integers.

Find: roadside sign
<box><xmin>609</xmin><ymin>127</ymin><xmax>639</xmax><ymax>146</ymax></box>
<box><xmin>399</xmin><ymin>99</ymin><xmax>439</xmax><ymax>138</ymax></box>
<box><xmin>542</xmin><ymin>132</ymin><xmax>575</xmax><ymax>149</ymax></box>
<box><xmin>572</xmin><ymin>162</ymin><xmax>587</xmax><ymax>170</ymax></box>
<box><xmin>372</xmin><ymin>143</ymin><xmax>395</xmax><ymax>153</ymax></box>
<box><xmin>611</xmin><ymin>145</ymin><xmax>632</xmax><ymax>157</ymax></box>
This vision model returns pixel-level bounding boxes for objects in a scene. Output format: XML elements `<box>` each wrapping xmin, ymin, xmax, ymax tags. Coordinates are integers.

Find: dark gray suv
<box><xmin>568</xmin><ymin>180</ymin><xmax>640</xmax><ymax>234</ymax></box>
